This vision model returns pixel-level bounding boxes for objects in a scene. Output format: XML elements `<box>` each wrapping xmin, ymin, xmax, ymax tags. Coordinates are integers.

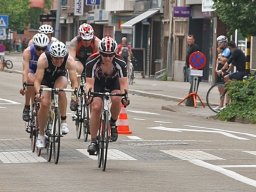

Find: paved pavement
<box><xmin>2</xmin><ymin>52</ymin><xmax>216</xmax><ymax>118</ymax></box>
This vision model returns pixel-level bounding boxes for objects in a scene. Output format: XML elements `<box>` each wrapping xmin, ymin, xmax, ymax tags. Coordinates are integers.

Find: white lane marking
<box><xmin>0</xmin><ymin>138</ymin><xmax>27</xmax><ymax>141</ymax></box>
<box><xmin>133</xmin><ymin>118</ymin><xmax>146</xmax><ymax>121</ymax></box>
<box><xmin>218</xmin><ymin>165</ymin><xmax>256</xmax><ymax>168</ymax></box>
<box><xmin>190</xmin><ymin>160</ymin><xmax>256</xmax><ymax>188</ymax></box>
<box><xmin>127</xmin><ymin>136</ymin><xmax>143</xmax><ymax>140</ymax></box>
<box><xmin>77</xmin><ymin>149</ymin><xmax>137</xmax><ymax>160</ymax></box>
<box><xmin>149</xmin><ymin>126</ymin><xmax>249</xmax><ymax>140</ymax></box>
<box><xmin>127</xmin><ymin>110</ymin><xmax>160</xmax><ymax>115</ymax></box>
<box><xmin>185</xmin><ymin>125</ymin><xmax>256</xmax><ymax>138</ymax></box>
<box><xmin>0</xmin><ymin>98</ymin><xmax>20</xmax><ymax>105</ymax></box>
<box><xmin>244</xmin><ymin>151</ymin><xmax>256</xmax><ymax>156</ymax></box>
<box><xmin>154</xmin><ymin>120</ymin><xmax>172</xmax><ymax>124</ymax></box>
<box><xmin>0</xmin><ymin>106</ymin><xmax>6</xmax><ymax>108</ymax></box>
<box><xmin>0</xmin><ymin>151</ymin><xmax>46</xmax><ymax>163</ymax></box>
<box><xmin>161</xmin><ymin>150</ymin><xmax>224</xmax><ymax>160</ymax></box>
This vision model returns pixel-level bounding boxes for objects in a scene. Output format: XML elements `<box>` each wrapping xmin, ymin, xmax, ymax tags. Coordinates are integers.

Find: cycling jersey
<box><xmin>41</xmin><ymin>52</ymin><xmax>68</xmax><ymax>88</ymax></box>
<box><xmin>221</xmin><ymin>47</ymin><xmax>231</xmax><ymax>58</ymax></box>
<box><xmin>29</xmin><ymin>44</ymin><xmax>49</xmax><ymax>74</ymax></box>
<box><xmin>85</xmin><ymin>53</ymin><xmax>127</xmax><ymax>92</ymax></box>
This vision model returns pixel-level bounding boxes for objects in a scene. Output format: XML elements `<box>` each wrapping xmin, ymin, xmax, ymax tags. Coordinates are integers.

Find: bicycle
<box><xmin>87</xmin><ymin>89</ymin><xmax>128</xmax><ymax>171</ymax></box>
<box><xmin>72</xmin><ymin>74</ymin><xmax>90</xmax><ymax>142</ymax></box>
<box><xmin>39</xmin><ymin>87</ymin><xmax>74</xmax><ymax>164</ymax></box>
<box><xmin>0</xmin><ymin>57</ymin><xmax>13</xmax><ymax>69</ymax></box>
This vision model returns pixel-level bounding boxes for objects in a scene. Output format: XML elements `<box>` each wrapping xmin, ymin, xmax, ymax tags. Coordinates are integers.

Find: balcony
<box><xmin>105</xmin><ymin>0</ymin><xmax>135</xmax><ymax>12</ymax></box>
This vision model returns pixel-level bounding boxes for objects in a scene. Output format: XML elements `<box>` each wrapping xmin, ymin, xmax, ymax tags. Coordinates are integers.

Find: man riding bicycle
<box><xmin>34</xmin><ymin>41</ymin><xmax>78</xmax><ymax>149</ymax></box>
<box><xmin>21</xmin><ymin>33</ymin><xmax>50</xmax><ymax>122</ymax></box>
<box><xmin>85</xmin><ymin>36</ymin><xmax>129</xmax><ymax>155</ymax></box>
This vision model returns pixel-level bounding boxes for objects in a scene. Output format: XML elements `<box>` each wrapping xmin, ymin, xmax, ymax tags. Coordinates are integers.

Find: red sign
<box><xmin>29</xmin><ymin>0</ymin><xmax>45</xmax><ymax>8</ymax></box>
<box><xmin>189</xmin><ymin>51</ymin><xmax>206</xmax><ymax>69</ymax></box>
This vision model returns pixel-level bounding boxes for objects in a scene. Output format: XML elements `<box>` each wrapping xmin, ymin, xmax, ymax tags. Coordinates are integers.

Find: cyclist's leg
<box><xmin>54</xmin><ymin>75</ymin><xmax>69</xmax><ymax>134</ymax></box>
<box><xmin>75</xmin><ymin>60</ymin><xmax>84</xmax><ymax>76</ymax></box>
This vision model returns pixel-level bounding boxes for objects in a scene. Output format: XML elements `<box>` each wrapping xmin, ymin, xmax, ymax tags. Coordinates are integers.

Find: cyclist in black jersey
<box><xmin>85</xmin><ymin>36</ymin><xmax>130</xmax><ymax>155</ymax></box>
<box><xmin>34</xmin><ymin>41</ymin><xmax>78</xmax><ymax>149</ymax></box>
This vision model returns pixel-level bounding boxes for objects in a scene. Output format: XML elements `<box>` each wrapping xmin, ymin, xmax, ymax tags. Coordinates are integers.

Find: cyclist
<box><xmin>69</xmin><ymin>23</ymin><xmax>100</xmax><ymax>76</ymax></box>
<box><xmin>85</xmin><ymin>36</ymin><xmax>130</xmax><ymax>155</ymax></box>
<box><xmin>28</xmin><ymin>24</ymin><xmax>58</xmax><ymax>46</ymax></box>
<box><xmin>21</xmin><ymin>33</ymin><xmax>50</xmax><ymax>122</ymax></box>
<box><xmin>116</xmin><ymin>37</ymin><xmax>133</xmax><ymax>64</ymax></box>
<box><xmin>34</xmin><ymin>41</ymin><xmax>78</xmax><ymax>149</ymax></box>
<box><xmin>223</xmin><ymin>41</ymin><xmax>246</xmax><ymax>81</ymax></box>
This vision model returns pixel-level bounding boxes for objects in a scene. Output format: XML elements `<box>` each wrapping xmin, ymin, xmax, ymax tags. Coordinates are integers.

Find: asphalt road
<box><xmin>0</xmin><ymin>70</ymin><xmax>256</xmax><ymax>191</ymax></box>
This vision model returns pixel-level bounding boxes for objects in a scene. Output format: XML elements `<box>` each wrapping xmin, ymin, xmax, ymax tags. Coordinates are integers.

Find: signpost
<box><xmin>86</xmin><ymin>0</ymin><xmax>100</xmax><ymax>5</ymax></box>
<box><xmin>0</xmin><ymin>15</ymin><xmax>9</xmax><ymax>29</ymax></box>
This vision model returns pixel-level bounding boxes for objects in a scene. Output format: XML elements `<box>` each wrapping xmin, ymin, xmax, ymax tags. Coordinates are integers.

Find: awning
<box><xmin>121</xmin><ymin>8</ymin><xmax>160</xmax><ymax>34</ymax></box>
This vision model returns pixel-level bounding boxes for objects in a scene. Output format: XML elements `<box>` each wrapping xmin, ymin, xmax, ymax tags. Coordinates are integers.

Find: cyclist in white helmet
<box><xmin>34</xmin><ymin>41</ymin><xmax>78</xmax><ymax>149</ymax></box>
<box><xmin>20</xmin><ymin>33</ymin><xmax>50</xmax><ymax>123</ymax></box>
<box><xmin>28</xmin><ymin>24</ymin><xmax>58</xmax><ymax>46</ymax></box>
<box><xmin>69</xmin><ymin>23</ymin><xmax>100</xmax><ymax>76</ymax></box>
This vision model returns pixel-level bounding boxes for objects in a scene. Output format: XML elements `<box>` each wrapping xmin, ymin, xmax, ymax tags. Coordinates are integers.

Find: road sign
<box><xmin>189</xmin><ymin>51</ymin><xmax>206</xmax><ymax>70</ymax></box>
<box><xmin>86</xmin><ymin>0</ymin><xmax>100</xmax><ymax>5</ymax></box>
<box><xmin>0</xmin><ymin>15</ymin><xmax>9</xmax><ymax>28</ymax></box>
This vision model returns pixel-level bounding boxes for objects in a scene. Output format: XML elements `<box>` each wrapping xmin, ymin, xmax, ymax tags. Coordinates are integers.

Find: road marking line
<box><xmin>218</xmin><ymin>165</ymin><xmax>256</xmax><ymax>168</ymax></box>
<box><xmin>149</xmin><ymin>126</ymin><xmax>249</xmax><ymax>140</ymax></box>
<box><xmin>154</xmin><ymin>120</ymin><xmax>172</xmax><ymax>124</ymax></box>
<box><xmin>133</xmin><ymin>118</ymin><xmax>146</xmax><ymax>121</ymax></box>
<box><xmin>190</xmin><ymin>160</ymin><xmax>256</xmax><ymax>187</ymax></box>
<box><xmin>161</xmin><ymin>150</ymin><xmax>224</xmax><ymax>160</ymax></box>
<box><xmin>77</xmin><ymin>149</ymin><xmax>137</xmax><ymax>160</ymax></box>
<box><xmin>127</xmin><ymin>136</ymin><xmax>143</xmax><ymax>140</ymax></box>
<box><xmin>0</xmin><ymin>106</ymin><xmax>6</xmax><ymax>108</ymax></box>
<box><xmin>127</xmin><ymin>110</ymin><xmax>160</xmax><ymax>115</ymax></box>
<box><xmin>0</xmin><ymin>151</ymin><xmax>46</xmax><ymax>163</ymax></box>
<box><xmin>185</xmin><ymin>125</ymin><xmax>256</xmax><ymax>138</ymax></box>
<box><xmin>0</xmin><ymin>98</ymin><xmax>20</xmax><ymax>104</ymax></box>
<box><xmin>244</xmin><ymin>151</ymin><xmax>256</xmax><ymax>156</ymax></box>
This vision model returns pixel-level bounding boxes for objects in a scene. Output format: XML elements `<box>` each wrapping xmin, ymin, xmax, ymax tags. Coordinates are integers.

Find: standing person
<box><xmin>69</xmin><ymin>23</ymin><xmax>100</xmax><ymax>76</ymax></box>
<box><xmin>34</xmin><ymin>41</ymin><xmax>78</xmax><ymax>148</ymax></box>
<box><xmin>116</xmin><ymin>37</ymin><xmax>133</xmax><ymax>65</ymax></box>
<box><xmin>85</xmin><ymin>36</ymin><xmax>130</xmax><ymax>155</ymax></box>
<box><xmin>20</xmin><ymin>33</ymin><xmax>50</xmax><ymax>122</ymax></box>
<box><xmin>184</xmin><ymin>34</ymin><xmax>200</xmax><ymax>106</ymax></box>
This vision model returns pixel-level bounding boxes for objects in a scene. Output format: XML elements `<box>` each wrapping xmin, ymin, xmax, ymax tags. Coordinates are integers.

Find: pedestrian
<box><xmin>184</xmin><ymin>34</ymin><xmax>200</xmax><ymax>106</ymax></box>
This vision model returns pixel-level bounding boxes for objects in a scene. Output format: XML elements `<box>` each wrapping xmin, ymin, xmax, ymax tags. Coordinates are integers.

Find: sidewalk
<box><xmin>3</xmin><ymin>52</ymin><xmax>216</xmax><ymax>117</ymax></box>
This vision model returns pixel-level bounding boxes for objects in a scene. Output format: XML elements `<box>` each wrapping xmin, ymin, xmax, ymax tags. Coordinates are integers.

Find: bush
<box><xmin>217</xmin><ymin>77</ymin><xmax>256</xmax><ymax>123</ymax></box>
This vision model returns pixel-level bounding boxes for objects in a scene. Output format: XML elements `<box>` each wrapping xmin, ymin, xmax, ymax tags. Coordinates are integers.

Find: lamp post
<box><xmin>55</xmin><ymin>0</ymin><xmax>61</xmax><ymax>40</ymax></box>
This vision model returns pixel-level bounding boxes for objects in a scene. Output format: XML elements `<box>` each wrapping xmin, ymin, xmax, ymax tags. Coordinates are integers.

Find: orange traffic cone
<box><xmin>117</xmin><ymin>105</ymin><xmax>132</xmax><ymax>134</ymax></box>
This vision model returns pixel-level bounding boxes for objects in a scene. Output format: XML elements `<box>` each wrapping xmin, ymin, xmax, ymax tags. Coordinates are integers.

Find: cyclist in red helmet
<box><xmin>85</xmin><ymin>36</ymin><xmax>130</xmax><ymax>155</ymax></box>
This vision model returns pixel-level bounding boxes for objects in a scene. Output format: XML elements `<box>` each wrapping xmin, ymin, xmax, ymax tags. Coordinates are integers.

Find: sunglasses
<box><xmin>100</xmin><ymin>52</ymin><xmax>115</xmax><ymax>57</ymax></box>
<box><xmin>35</xmin><ymin>45</ymin><xmax>47</xmax><ymax>51</ymax></box>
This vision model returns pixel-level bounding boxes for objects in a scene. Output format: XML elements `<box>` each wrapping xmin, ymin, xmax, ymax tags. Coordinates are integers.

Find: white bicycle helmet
<box><xmin>38</xmin><ymin>24</ymin><xmax>54</xmax><ymax>34</ymax></box>
<box><xmin>32</xmin><ymin>33</ymin><xmax>49</xmax><ymax>47</ymax></box>
<box><xmin>50</xmin><ymin>41</ymin><xmax>68</xmax><ymax>57</ymax></box>
<box><xmin>78</xmin><ymin>23</ymin><xmax>94</xmax><ymax>40</ymax></box>
<box><xmin>217</xmin><ymin>35</ymin><xmax>228</xmax><ymax>43</ymax></box>
<box><xmin>99</xmin><ymin>36</ymin><xmax>117</xmax><ymax>54</ymax></box>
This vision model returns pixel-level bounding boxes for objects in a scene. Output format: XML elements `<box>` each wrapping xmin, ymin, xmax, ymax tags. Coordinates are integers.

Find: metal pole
<box><xmin>55</xmin><ymin>0</ymin><xmax>61</xmax><ymax>39</ymax></box>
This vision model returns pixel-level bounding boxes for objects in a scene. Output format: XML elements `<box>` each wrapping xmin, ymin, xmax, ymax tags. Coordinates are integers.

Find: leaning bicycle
<box><xmin>87</xmin><ymin>90</ymin><xmax>128</xmax><ymax>171</ymax></box>
<box><xmin>72</xmin><ymin>74</ymin><xmax>90</xmax><ymax>142</ymax></box>
<box><xmin>39</xmin><ymin>87</ymin><xmax>73</xmax><ymax>164</ymax></box>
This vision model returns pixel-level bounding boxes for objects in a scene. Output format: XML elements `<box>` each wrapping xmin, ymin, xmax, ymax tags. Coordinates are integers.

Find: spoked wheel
<box><xmin>206</xmin><ymin>82</ymin><xmax>226</xmax><ymax>113</ymax></box>
<box><xmin>83</xmin><ymin>104</ymin><xmax>90</xmax><ymax>142</ymax></box>
<box><xmin>5</xmin><ymin>60</ymin><xmax>13</xmax><ymax>69</ymax></box>
<box><xmin>75</xmin><ymin>109</ymin><xmax>82</xmax><ymax>139</ymax></box>
<box><xmin>46</xmin><ymin>121</ymin><xmax>53</xmax><ymax>162</ymax></box>
<box><xmin>31</xmin><ymin>127</ymin><xmax>38</xmax><ymax>153</ymax></box>
<box><xmin>52</xmin><ymin>110</ymin><xmax>61</xmax><ymax>164</ymax></box>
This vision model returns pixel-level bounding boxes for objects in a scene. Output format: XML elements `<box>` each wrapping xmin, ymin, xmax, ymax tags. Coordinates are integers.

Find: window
<box><xmin>61</xmin><ymin>0</ymin><xmax>67</xmax><ymax>6</ymax></box>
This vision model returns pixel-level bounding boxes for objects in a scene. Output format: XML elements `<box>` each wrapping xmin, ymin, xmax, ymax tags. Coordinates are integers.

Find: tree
<box><xmin>213</xmin><ymin>0</ymin><xmax>256</xmax><ymax>36</ymax></box>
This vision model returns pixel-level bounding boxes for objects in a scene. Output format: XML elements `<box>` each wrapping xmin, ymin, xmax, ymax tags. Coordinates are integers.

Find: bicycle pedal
<box><xmin>25</xmin><ymin>128</ymin><xmax>31</xmax><ymax>133</ymax></box>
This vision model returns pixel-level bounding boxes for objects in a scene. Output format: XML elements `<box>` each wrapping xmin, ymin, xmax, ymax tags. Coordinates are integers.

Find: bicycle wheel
<box><xmin>5</xmin><ymin>60</ymin><xmax>13</xmax><ymax>69</ymax></box>
<box><xmin>75</xmin><ymin>108</ymin><xmax>82</xmax><ymax>139</ymax></box>
<box><xmin>52</xmin><ymin>109</ymin><xmax>61</xmax><ymax>164</ymax></box>
<box><xmin>97</xmin><ymin>122</ymin><xmax>104</xmax><ymax>169</ymax></box>
<box><xmin>46</xmin><ymin>119</ymin><xmax>53</xmax><ymax>162</ymax></box>
<box><xmin>102</xmin><ymin>111</ymin><xmax>110</xmax><ymax>171</ymax></box>
<box><xmin>206</xmin><ymin>82</ymin><xmax>225</xmax><ymax>113</ymax></box>
<box><xmin>83</xmin><ymin>103</ymin><xmax>90</xmax><ymax>142</ymax></box>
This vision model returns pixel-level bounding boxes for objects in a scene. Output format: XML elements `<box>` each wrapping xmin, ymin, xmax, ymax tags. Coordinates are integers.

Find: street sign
<box><xmin>173</xmin><ymin>7</ymin><xmax>191</xmax><ymax>17</ymax></box>
<box><xmin>0</xmin><ymin>15</ymin><xmax>9</xmax><ymax>28</ymax></box>
<box><xmin>40</xmin><ymin>14</ymin><xmax>56</xmax><ymax>22</ymax></box>
<box><xmin>86</xmin><ymin>0</ymin><xmax>100</xmax><ymax>5</ymax></box>
<box><xmin>189</xmin><ymin>51</ymin><xmax>206</xmax><ymax>70</ymax></box>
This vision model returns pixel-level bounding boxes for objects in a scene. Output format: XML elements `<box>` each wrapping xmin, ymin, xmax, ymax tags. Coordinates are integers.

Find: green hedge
<box><xmin>217</xmin><ymin>77</ymin><xmax>256</xmax><ymax>123</ymax></box>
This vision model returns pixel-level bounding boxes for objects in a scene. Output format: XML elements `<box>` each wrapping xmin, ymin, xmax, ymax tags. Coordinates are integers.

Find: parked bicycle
<box><xmin>0</xmin><ymin>57</ymin><xmax>13</xmax><ymax>69</ymax></box>
<box><xmin>72</xmin><ymin>74</ymin><xmax>90</xmax><ymax>142</ymax></box>
<box><xmin>38</xmin><ymin>87</ymin><xmax>74</xmax><ymax>164</ymax></box>
<box><xmin>87</xmin><ymin>89</ymin><xmax>128</xmax><ymax>171</ymax></box>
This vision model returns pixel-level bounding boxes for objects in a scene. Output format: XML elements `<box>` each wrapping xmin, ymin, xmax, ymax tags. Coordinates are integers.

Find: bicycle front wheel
<box><xmin>83</xmin><ymin>104</ymin><xmax>90</xmax><ymax>142</ymax></box>
<box><xmin>206</xmin><ymin>82</ymin><xmax>225</xmax><ymax>113</ymax></box>
<box><xmin>52</xmin><ymin>109</ymin><xmax>61</xmax><ymax>164</ymax></box>
<box><xmin>102</xmin><ymin>111</ymin><xmax>109</xmax><ymax>171</ymax></box>
<box><xmin>5</xmin><ymin>60</ymin><xmax>13</xmax><ymax>69</ymax></box>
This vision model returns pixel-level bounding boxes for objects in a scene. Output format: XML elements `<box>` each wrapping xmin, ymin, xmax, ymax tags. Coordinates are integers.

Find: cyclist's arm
<box><xmin>119</xmin><ymin>77</ymin><xmax>128</xmax><ymax>94</ymax></box>
<box><xmin>34</xmin><ymin>53</ymin><xmax>47</xmax><ymax>94</ymax></box>
<box><xmin>66</xmin><ymin>55</ymin><xmax>78</xmax><ymax>89</ymax></box>
<box><xmin>22</xmin><ymin>48</ymin><xmax>30</xmax><ymax>85</ymax></box>
<box><xmin>94</xmin><ymin>36</ymin><xmax>101</xmax><ymax>52</ymax></box>
<box><xmin>68</xmin><ymin>37</ymin><xmax>77</xmax><ymax>59</ymax></box>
